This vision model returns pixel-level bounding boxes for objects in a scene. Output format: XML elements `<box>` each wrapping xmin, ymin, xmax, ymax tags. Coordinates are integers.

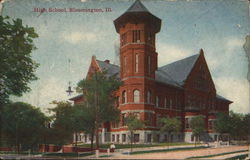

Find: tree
<box><xmin>76</xmin><ymin>71</ymin><xmax>122</xmax><ymax>149</ymax></box>
<box><xmin>125</xmin><ymin>114</ymin><xmax>144</xmax><ymax>152</ymax></box>
<box><xmin>158</xmin><ymin>117</ymin><xmax>181</xmax><ymax>147</ymax></box>
<box><xmin>1</xmin><ymin>102</ymin><xmax>47</xmax><ymax>153</ymax></box>
<box><xmin>190</xmin><ymin>115</ymin><xmax>205</xmax><ymax>146</ymax></box>
<box><xmin>0</xmin><ymin>16</ymin><xmax>39</xmax><ymax>106</ymax></box>
<box><xmin>214</xmin><ymin>112</ymin><xmax>231</xmax><ymax>141</ymax></box>
<box><xmin>48</xmin><ymin>101</ymin><xmax>75</xmax><ymax>145</ymax></box>
<box><xmin>228</xmin><ymin>111</ymin><xmax>245</xmax><ymax>141</ymax></box>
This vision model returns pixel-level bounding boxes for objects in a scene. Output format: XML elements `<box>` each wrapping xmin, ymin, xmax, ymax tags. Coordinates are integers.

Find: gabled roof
<box><xmin>71</xmin><ymin>55</ymin><xmax>231</xmax><ymax>103</ymax></box>
<box><xmin>126</xmin><ymin>0</ymin><xmax>149</xmax><ymax>13</ymax></box>
<box><xmin>96</xmin><ymin>60</ymin><xmax>120</xmax><ymax>78</ymax></box>
<box><xmin>158</xmin><ymin>54</ymin><xmax>200</xmax><ymax>85</ymax></box>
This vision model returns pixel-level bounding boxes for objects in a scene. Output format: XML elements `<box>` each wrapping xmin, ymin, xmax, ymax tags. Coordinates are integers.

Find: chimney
<box><xmin>105</xmin><ymin>60</ymin><xmax>110</xmax><ymax>64</ymax></box>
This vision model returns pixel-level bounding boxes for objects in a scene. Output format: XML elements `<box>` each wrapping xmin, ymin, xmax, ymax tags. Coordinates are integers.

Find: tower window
<box><xmin>135</xmin><ymin>54</ymin><xmax>139</xmax><ymax>73</ymax></box>
<box><xmin>124</xmin><ymin>56</ymin><xmax>127</xmax><ymax>73</ymax></box>
<box><xmin>133</xmin><ymin>89</ymin><xmax>140</xmax><ymax>103</ymax></box>
<box><xmin>148</xmin><ymin>56</ymin><xmax>151</xmax><ymax>74</ymax></box>
<box><xmin>147</xmin><ymin>91</ymin><xmax>151</xmax><ymax>104</ymax></box>
<box><xmin>132</xmin><ymin>30</ymin><xmax>140</xmax><ymax>43</ymax></box>
<box><xmin>148</xmin><ymin>32</ymin><xmax>153</xmax><ymax>44</ymax></box>
<box><xmin>121</xmin><ymin>33</ymin><xmax>127</xmax><ymax>46</ymax></box>
<box><xmin>122</xmin><ymin>91</ymin><xmax>127</xmax><ymax>104</ymax></box>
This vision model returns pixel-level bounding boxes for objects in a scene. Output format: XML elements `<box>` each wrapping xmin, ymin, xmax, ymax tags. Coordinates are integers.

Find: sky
<box><xmin>2</xmin><ymin>0</ymin><xmax>249</xmax><ymax>114</ymax></box>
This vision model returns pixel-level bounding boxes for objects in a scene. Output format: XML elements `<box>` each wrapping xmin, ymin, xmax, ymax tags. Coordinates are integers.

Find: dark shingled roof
<box><xmin>126</xmin><ymin>0</ymin><xmax>149</xmax><ymax>12</ymax></box>
<box><xmin>96</xmin><ymin>60</ymin><xmax>120</xmax><ymax>78</ymax></box>
<box><xmin>158</xmin><ymin>54</ymin><xmax>199</xmax><ymax>85</ymax></box>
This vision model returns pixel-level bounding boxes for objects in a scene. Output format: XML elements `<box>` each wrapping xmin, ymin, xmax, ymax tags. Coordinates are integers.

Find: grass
<box><xmin>77</xmin><ymin>142</ymin><xmax>193</xmax><ymax>149</ymax></box>
<box><xmin>186</xmin><ymin>150</ymin><xmax>248</xmax><ymax>159</ymax></box>
<box><xmin>128</xmin><ymin>146</ymin><xmax>209</xmax><ymax>155</ymax></box>
<box><xmin>42</xmin><ymin>152</ymin><xmax>94</xmax><ymax>157</ymax></box>
<box><xmin>225</xmin><ymin>154</ymin><xmax>248</xmax><ymax>160</ymax></box>
<box><xmin>0</xmin><ymin>151</ymin><xmax>41</xmax><ymax>155</ymax></box>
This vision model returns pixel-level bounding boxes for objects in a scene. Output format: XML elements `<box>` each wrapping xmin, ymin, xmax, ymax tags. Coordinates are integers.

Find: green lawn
<box><xmin>186</xmin><ymin>150</ymin><xmax>248</xmax><ymax>159</ymax></box>
<box><xmin>225</xmin><ymin>154</ymin><xmax>248</xmax><ymax>160</ymax></box>
<box><xmin>77</xmin><ymin>142</ymin><xmax>193</xmax><ymax>149</ymax></box>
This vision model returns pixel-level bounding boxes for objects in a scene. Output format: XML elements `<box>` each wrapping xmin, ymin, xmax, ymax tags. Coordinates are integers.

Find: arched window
<box><xmin>122</xmin><ymin>91</ymin><xmax>127</xmax><ymax>104</ymax></box>
<box><xmin>135</xmin><ymin>54</ymin><xmax>139</xmax><ymax>73</ymax></box>
<box><xmin>133</xmin><ymin>90</ymin><xmax>140</xmax><ymax>103</ymax></box>
<box><xmin>169</xmin><ymin>99</ymin><xmax>172</xmax><ymax>109</ymax></box>
<box><xmin>147</xmin><ymin>91</ymin><xmax>151</xmax><ymax>104</ymax></box>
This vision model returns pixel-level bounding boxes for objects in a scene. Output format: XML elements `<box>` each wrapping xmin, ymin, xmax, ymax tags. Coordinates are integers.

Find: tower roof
<box><xmin>126</xmin><ymin>0</ymin><xmax>149</xmax><ymax>13</ymax></box>
<box><xmin>114</xmin><ymin>0</ymin><xmax>161</xmax><ymax>33</ymax></box>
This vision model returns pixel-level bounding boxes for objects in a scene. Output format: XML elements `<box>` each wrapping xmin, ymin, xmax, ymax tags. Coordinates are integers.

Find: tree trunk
<box><xmin>90</xmin><ymin>133</ymin><xmax>94</xmax><ymax>150</ymax></box>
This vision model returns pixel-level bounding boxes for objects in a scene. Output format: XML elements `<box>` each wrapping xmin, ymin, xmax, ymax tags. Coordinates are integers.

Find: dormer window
<box><xmin>132</xmin><ymin>30</ymin><xmax>140</xmax><ymax>43</ymax></box>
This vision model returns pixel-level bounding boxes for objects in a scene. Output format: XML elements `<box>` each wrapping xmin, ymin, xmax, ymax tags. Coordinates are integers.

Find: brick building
<box><xmin>70</xmin><ymin>0</ymin><xmax>232</xmax><ymax>143</ymax></box>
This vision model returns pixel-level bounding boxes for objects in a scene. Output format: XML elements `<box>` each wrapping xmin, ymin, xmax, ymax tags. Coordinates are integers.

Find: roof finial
<box><xmin>199</xmin><ymin>48</ymin><xmax>204</xmax><ymax>55</ymax></box>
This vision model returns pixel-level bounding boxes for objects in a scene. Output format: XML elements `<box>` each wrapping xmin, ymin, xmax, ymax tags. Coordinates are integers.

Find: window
<box><xmin>148</xmin><ymin>56</ymin><xmax>151</xmax><ymax>74</ymax></box>
<box><xmin>132</xmin><ymin>30</ymin><xmax>140</xmax><ymax>43</ymax></box>
<box><xmin>146</xmin><ymin>112</ymin><xmax>153</xmax><ymax>126</ymax></box>
<box><xmin>134</xmin><ymin>134</ymin><xmax>140</xmax><ymax>143</ymax></box>
<box><xmin>133</xmin><ymin>90</ymin><xmax>140</xmax><ymax>103</ymax></box>
<box><xmin>147</xmin><ymin>134</ymin><xmax>152</xmax><ymax>143</ymax></box>
<box><xmin>116</xmin><ymin>96</ymin><xmax>120</xmax><ymax>107</ymax></box>
<box><xmin>121</xmin><ymin>33</ymin><xmax>127</xmax><ymax>46</ymax></box>
<box><xmin>164</xmin><ymin>97</ymin><xmax>167</xmax><ymax>108</ymax></box>
<box><xmin>122</xmin><ymin>134</ymin><xmax>126</xmax><ymax>142</ymax></box>
<box><xmin>116</xmin><ymin>134</ymin><xmax>120</xmax><ymax>143</ymax></box>
<box><xmin>169</xmin><ymin>99</ymin><xmax>172</xmax><ymax>109</ymax></box>
<box><xmin>208</xmin><ymin>120</ymin><xmax>214</xmax><ymax>130</ymax></box>
<box><xmin>156</xmin><ymin>96</ymin><xmax>159</xmax><ymax>107</ymax></box>
<box><xmin>156</xmin><ymin>134</ymin><xmax>160</xmax><ymax>142</ymax></box>
<box><xmin>147</xmin><ymin>91</ymin><xmax>151</xmax><ymax>104</ymax></box>
<box><xmin>124</xmin><ymin>57</ymin><xmax>127</xmax><ymax>73</ymax></box>
<box><xmin>135</xmin><ymin>54</ymin><xmax>139</xmax><ymax>72</ymax></box>
<box><xmin>185</xmin><ymin>118</ymin><xmax>190</xmax><ymax>129</ymax></box>
<box><xmin>122</xmin><ymin>113</ymin><xmax>126</xmax><ymax>126</ymax></box>
<box><xmin>148</xmin><ymin>32</ymin><xmax>153</xmax><ymax>44</ymax></box>
<box><xmin>122</xmin><ymin>91</ymin><xmax>127</xmax><ymax>104</ymax></box>
<box><xmin>112</xmin><ymin>134</ymin><xmax>115</xmax><ymax>142</ymax></box>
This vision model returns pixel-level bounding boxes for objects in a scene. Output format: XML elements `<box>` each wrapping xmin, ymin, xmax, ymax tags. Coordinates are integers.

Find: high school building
<box><xmin>70</xmin><ymin>0</ymin><xmax>232</xmax><ymax>143</ymax></box>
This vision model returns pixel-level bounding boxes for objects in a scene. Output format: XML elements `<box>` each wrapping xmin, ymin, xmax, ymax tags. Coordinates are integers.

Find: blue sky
<box><xmin>3</xmin><ymin>0</ymin><xmax>249</xmax><ymax>114</ymax></box>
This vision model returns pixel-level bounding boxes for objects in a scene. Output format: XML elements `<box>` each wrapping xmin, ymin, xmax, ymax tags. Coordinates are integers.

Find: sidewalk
<box><xmin>84</xmin><ymin>143</ymin><xmax>209</xmax><ymax>159</ymax></box>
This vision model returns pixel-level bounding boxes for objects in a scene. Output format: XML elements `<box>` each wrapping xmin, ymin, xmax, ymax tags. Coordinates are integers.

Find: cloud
<box><xmin>157</xmin><ymin>43</ymin><xmax>192</xmax><ymax>66</ymax></box>
<box><xmin>214</xmin><ymin>77</ymin><xmax>249</xmax><ymax>114</ymax></box>
<box><xmin>11</xmin><ymin>77</ymin><xmax>70</xmax><ymax>115</ymax></box>
<box><xmin>226</xmin><ymin>38</ymin><xmax>244</xmax><ymax>49</ymax></box>
<box><xmin>62</xmin><ymin>31</ymin><xmax>97</xmax><ymax>44</ymax></box>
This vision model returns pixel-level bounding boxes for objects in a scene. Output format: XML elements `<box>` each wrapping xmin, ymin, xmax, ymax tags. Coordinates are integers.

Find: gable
<box><xmin>184</xmin><ymin>50</ymin><xmax>216</xmax><ymax>93</ymax></box>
